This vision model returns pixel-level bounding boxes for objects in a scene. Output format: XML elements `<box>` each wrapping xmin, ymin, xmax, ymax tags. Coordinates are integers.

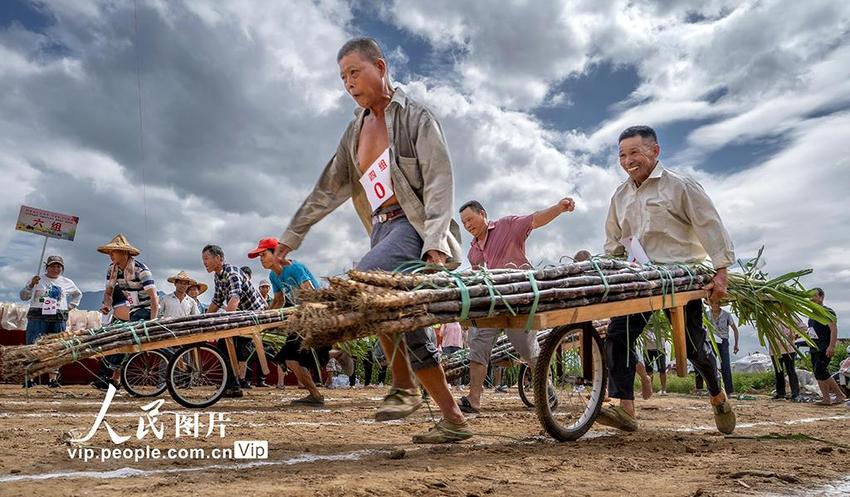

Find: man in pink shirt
<box><xmin>456</xmin><ymin>197</ymin><xmax>576</xmax><ymax>413</ymax></box>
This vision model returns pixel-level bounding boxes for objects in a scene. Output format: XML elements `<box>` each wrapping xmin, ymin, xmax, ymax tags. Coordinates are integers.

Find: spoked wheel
<box><xmin>517</xmin><ymin>364</ymin><xmax>533</xmax><ymax>407</ymax></box>
<box><xmin>121</xmin><ymin>350</ymin><xmax>170</xmax><ymax>397</ymax></box>
<box><xmin>167</xmin><ymin>343</ymin><xmax>229</xmax><ymax>409</ymax></box>
<box><xmin>534</xmin><ymin>322</ymin><xmax>607</xmax><ymax>441</ymax></box>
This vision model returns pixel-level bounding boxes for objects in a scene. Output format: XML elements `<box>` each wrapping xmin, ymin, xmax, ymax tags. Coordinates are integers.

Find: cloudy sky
<box><xmin>1</xmin><ymin>0</ymin><xmax>848</xmax><ymax>353</ymax></box>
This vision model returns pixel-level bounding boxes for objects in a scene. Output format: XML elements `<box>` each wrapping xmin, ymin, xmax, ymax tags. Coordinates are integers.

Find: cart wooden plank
<box><xmin>95</xmin><ymin>322</ymin><xmax>285</xmax><ymax>357</ymax></box>
<box><xmin>465</xmin><ymin>289</ymin><xmax>707</xmax><ymax>377</ymax></box>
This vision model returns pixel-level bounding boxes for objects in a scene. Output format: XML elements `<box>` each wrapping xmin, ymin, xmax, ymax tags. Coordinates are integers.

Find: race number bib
<box><xmin>358</xmin><ymin>148</ymin><xmax>394</xmax><ymax>211</ymax></box>
<box><xmin>125</xmin><ymin>291</ymin><xmax>139</xmax><ymax>307</ymax></box>
<box><xmin>41</xmin><ymin>297</ymin><xmax>58</xmax><ymax>315</ymax></box>
<box><xmin>621</xmin><ymin>236</ymin><xmax>650</xmax><ymax>265</ymax></box>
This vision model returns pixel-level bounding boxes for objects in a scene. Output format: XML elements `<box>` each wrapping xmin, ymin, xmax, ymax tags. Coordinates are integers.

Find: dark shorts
<box><xmin>645</xmin><ymin>349</ymin><xmax>666</xmax><ymax>374</ymax></box>
<box><xmin>274</xmin><ymin>334</ymin><xmax>330</xmax><ymax>371</ymax></box>
<box><xmin>810</xmin><ymin>344</ymin><xmax>832</xmax><ymax>381</ymax></box>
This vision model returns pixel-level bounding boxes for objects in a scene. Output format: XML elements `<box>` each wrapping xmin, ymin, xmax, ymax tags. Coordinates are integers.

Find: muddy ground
<box><xmin>0</xmin><ymin>384</ymin><xmax>848</xmax><ymax>497</ymax></box>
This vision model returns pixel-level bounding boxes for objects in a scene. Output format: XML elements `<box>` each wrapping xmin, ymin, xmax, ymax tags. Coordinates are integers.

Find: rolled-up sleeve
<box><xmin>281</xmin><ymin>137</ymin><xmax>353</xmax><ymax>251</ymax></box>
<box><xmin>415</xmin><ymin>113</ymin><xmax>455</xmax><ymax>256</ymax></box>
<box><xmin>681</xmin><ymin>178</ymin><xmax>735</xmax><ymax>268</ymax></box>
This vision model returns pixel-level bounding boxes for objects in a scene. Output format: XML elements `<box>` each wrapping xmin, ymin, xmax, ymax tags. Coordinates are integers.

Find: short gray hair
<box><xmin>337</xmin><ymin>37</ymin><xmax>384</xmax><ymax>63</ymax></box>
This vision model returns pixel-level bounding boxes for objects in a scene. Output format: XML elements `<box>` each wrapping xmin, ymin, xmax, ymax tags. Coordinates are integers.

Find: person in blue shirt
<box><xmin>248</xmin><ymin>237</ymin><xmax>328</xmax><ymax>406</ymax></box>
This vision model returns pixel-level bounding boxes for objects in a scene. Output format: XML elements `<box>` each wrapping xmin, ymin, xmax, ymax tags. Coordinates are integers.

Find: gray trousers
<box><xmin>356</xmin><ymin>215</ymin><xmax>440</xmax><ymax>372</ymax></box>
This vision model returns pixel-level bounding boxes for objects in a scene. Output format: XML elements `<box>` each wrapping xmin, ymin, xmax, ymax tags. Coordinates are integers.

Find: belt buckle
<box><xmin>375</xmin><ymin>213</ymin><xmax>387</xmax><ymax>223</ymax></box>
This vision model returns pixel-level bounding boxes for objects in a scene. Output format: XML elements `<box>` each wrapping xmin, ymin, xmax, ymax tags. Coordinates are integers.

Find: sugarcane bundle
<box><xmin>284</xmin><ymin>259</ymin><xmax>712</xmax><ymax>348</ymax></box>
<box><xmin>0</xmin><ymin>309</ymin><xmax>292</xmax><ymax>381</ymax></box>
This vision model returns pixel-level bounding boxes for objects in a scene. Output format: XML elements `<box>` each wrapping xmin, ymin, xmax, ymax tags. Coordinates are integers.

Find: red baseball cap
<box><xmin>247</xmin><ymin>237</ymin><xmax>279</xmax><ymax>259</ymax></box>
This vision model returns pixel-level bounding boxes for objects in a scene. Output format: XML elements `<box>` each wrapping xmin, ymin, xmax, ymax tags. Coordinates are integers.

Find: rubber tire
<box><xmin>166</xmin><ymin>343</ymin><xmax>229</xmax><ymax>409</ymax></box>
<box><xmin>121</xmin><ymin>350</ymin><xmax>169</xmax><ymax>398</ymax></box>
<box><xmin>534</xmin><ymin>324</ymin><xmax>607</xmax><ymax>441</ymax></box>
<box><xmin>517</xmin><ymin>364</ymin><xmax>534</xmax><ymax>408</ymax></box>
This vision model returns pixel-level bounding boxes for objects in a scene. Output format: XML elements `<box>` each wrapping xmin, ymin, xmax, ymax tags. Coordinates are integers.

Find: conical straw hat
<box><xmin>192</xmin><ymin>282</ymin><xmax>209</xmax><ymax>294</ymax></box>
<box><xmin>167</xmin><ymin>270</ymin><xmax>194</xmax><ymax>284</ymax></box>
<box><xmin>97</xmin><ymin>233</ymin><xmax>141</xmax><ymax>256</ymax></box>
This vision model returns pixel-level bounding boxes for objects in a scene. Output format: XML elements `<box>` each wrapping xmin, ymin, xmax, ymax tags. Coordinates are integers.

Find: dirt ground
<box><xmin>0</xmin><ymin>384</ymin><xmax>848</xmax><ymax>497</ymax></box>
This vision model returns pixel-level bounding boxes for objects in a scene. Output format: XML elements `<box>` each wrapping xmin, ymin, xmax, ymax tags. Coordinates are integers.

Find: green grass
<box><xmin>639</xmin><ymin>371</ymin><xmax>776</xmax><ymax>395</ymax></box>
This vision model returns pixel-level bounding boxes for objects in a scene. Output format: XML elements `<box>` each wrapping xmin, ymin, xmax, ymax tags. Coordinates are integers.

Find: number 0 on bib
<box><xmin>358</xmin><ymin>148</ymin><xmax>395</xmax><ymax>211</ymax></box>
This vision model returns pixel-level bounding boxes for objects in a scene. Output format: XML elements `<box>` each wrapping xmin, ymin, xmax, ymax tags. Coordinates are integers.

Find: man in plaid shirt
<box><xmin>203</xmin><ymin>244</ymin><xmax>267</xmax><ymax>397</ymax></box>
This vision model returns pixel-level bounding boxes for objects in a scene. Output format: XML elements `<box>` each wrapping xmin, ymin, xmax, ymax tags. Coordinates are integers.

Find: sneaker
<box><xmin>91</xmin><ymin>378</ymin><xmax>117</xmax><ymax>391</ymax></box>
<box><xmin>48</xmin><ymin>379</ymin><xmax>61</xmax><ymax>388</ymax></box>
<box><xmin>713</xmin><ymin>400</ymin><xmax>736</xmax><ymax>434</ymax></box>
<box><xmin>375</xmin><ymin>388</ymin><xmax>423</xmax><ymax>421</ymax></box>
<box><xmin>238</xmin><ymin>379</ymin><xmax>253</xmax><ymax>390</ymax></box>
<box><xmin>223</xmin><ymin>387</ymin><xmax>244</xmax><ymax>398</ymax></box>
<box><xmin>256</xmin><ymin>382</ymin><xmax>272</xmax><ymax>388</ymax></box>
<box><xmin>411</xmin><ymin>419</ymin><xmax>473</xmax><ymax>444</ymax></box>
<box><xmin>494</xmin><ymin>385</ymin><xmax>508</xmax><ymax>393</ymax></box>
<box><xmin>596</xmin><ymin>405</ymin><xmax>638</xmax><ymax>432</ymax></box>
<box><xmin>275</xmin><ymin>384</ymin><xmax>286</xmax><ymax>390</ymax></box>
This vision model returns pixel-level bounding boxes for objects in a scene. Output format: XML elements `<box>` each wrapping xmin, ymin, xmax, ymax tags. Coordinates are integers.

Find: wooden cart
<box><xmin>464</xmin><ymin>290</ymin><xmax>707</xmax><ymax>441</ymax></box>
<box><xmin>96</xmin><ymin>322</ymin><xmax>282</xmax><ymax>408</ymax></box>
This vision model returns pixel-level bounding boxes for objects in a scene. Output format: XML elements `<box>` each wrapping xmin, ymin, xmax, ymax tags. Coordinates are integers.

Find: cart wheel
<box><xmin>167</xmin><ymin>344</ymin><xmax>229</xmax><ymax>409</ymax></box>
<box><xmin>534</xmin><ymin>323</ymin><xmax>607</xmax><ymax>441</ymax></box>
<box><xmin>121</xmin><ymin>351</ymin><xmax>169</xmax><ymax>398</ymax></box>
<box><xmin>517</xmin><ymin>364</ymin><xmax>534</xmax><ymax>408</ymax></box>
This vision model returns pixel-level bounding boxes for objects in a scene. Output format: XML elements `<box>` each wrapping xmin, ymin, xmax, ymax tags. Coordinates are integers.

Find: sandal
<box><xmin>456</xmin><ymin>396</ymin><xmax>480</xmax><ymax>414</ymax></box>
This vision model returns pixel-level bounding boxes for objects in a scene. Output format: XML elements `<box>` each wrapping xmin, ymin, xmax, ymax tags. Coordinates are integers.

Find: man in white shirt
<box><xmin>20</xmin><ymin>255</ymin><xmax>82</xmax><ymax>387</ymax></box>
<box><xmin>159</xmin><ymin>271</ymin><xmax>200</xmax><ymax>319</ymax></box>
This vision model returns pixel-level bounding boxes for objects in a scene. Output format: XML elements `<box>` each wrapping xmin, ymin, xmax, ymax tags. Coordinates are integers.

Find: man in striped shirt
<box><xmin>203</xmin><ymin>244</ymin><xmax>267</xmax><ymax>397</ymax></box>
<box><xmin>95</xmin><ymin>234</ymin><xmax>159</xmax><ymax>390</ymax></box>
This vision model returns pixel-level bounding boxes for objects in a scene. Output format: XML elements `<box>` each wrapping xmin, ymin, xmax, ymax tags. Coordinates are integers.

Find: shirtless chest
<box><xmin>357</xmin><ymin>114</ymin><xmax>397</xmax><ymax>207</ymax></box>
<box><xmin>356</xmin><ymin>114</ymin><xmax>389</xmax><ymax>174</ymax></box>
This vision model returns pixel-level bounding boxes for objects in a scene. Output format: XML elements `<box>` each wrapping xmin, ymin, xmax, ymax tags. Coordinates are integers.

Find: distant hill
<box><xmin>78</xmin><ymin>291</ymin><xmax>103</xmax><ymax>311</ymax></box>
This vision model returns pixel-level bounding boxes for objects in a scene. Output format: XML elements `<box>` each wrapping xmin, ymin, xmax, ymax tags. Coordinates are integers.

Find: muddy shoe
<box><xmin>595</xmin><ymin>405</ymin><xmax>638</xmax><ymax>432</ymax></box>
<box><xmin>713</xmin><ymin>399</ymin><xmax>736</xmax><ymax>434</ymax></box>
<box><xmin>375</xmin><ymin>388</ymin><xmax>422</xmax><ymax>421</ymax></box>
<box><xmin>411</xmin><ymin>419</ymin><xmax>473</xmax><ymax>444</ymax></box>
<box><xmin>291</xmin><ymin>394</ymin><xmax>324</xmax><ymax>407</ymax></box>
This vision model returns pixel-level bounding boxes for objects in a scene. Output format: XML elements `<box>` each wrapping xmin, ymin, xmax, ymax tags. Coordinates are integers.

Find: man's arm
<box><xmin>280</xmin><ymin>138</ymin><xmax>353</xmax><ymax>253</ymax></box>
<box><xmin>681</xmin><ymin>179</ymin><xmax>735</xmax><ymax>268</ymax></box>
<box><xmin>730</xmin><ymin>319</ymin><xmax>740</xmax><ymax>354</ymax></box>
<box><xmin>67</xmin><ymin>281</ymin><xmax>82</xmax><ymax>310</ymax></box>
<box><xmin>603</xmin><ymin>196</ymin><xmax>624</xmax><ymax>257</ymax></box>
<box><xmin>146</xmin><ymin>287</ymin><xmax>159</xmax><ymax>319</ymax></box>
<box><xmin>415</xmin><ymin>113</ymin><xmax>455</xmax><ymax>263</ymax></box>
<box><xmin>20</xmin><ymin>276</ymin><xmax>38</xmax><ymax>301</ymax></box>
<box><xmin>224</xmin><ymin>296</ymin><xmax>240</xmax><ymax>312</ymax></box>
<box><xmin>531</xmin><ymin>197</ymin><xmax>575</xmax><ymax>229</ymax></box>
<box><xmin>207</xmin><ymin>302</ymin><xmax>220</xmax><ymax>313</ymax></box>
<box><xmin>270</xmin><ymin>291</ymin><xmax>286</xmax><ymax>310</ymax></box>
<box><xmin>826</xmin><ymin>321</ymin><xmax>838</xmax><ymax>358</ymax></box>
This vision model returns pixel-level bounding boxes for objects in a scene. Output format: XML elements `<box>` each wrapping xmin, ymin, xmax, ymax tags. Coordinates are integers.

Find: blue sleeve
<box><xmin>290</xmin><ymin>264</ymin><xmax>312</xmax><ymax>287</ymax></box>
<box><xmin>269</xmin><ymin>271</ymin><xmax>283</xmax><ymax>295</ymax></box>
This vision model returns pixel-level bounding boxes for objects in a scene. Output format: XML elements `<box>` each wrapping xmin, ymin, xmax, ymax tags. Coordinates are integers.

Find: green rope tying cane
<box><xmin>590</xmin><ymin>257</ymin><xmax>611</xmax><ymax>300</ymax></box>
<box><xmin>524</xmin><ymin>271</ymin><xmax>540</xmax><ymax>331</ymax></box>
<box><xmin>449</xmin><ymin>273</ymin><xmax>471</xmax><ymax>321</ymax></box>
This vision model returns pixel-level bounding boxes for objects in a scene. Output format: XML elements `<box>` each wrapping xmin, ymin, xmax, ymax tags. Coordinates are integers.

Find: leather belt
<box><xmin>371</xmin><ymin>207</ymin><xmax>405</xmax><ymax>224</ymax></box>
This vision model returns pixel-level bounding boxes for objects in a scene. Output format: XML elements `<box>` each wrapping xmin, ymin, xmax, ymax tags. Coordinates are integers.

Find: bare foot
<box><xmin>640</xmin><ymin>375</ymin><xmax>653</xmax><ymax>400</ymax></box>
